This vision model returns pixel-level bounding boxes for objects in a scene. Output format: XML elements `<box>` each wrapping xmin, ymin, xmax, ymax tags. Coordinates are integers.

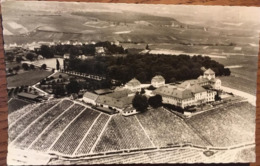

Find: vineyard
<box><xmin>93</xmin><ymin>115</ymin><xmax>154</xmax><ymax>153</ymax></box>
<box><xmin>186</xmin><ymin>102</ymin><xmax>255</xmax><ymax>147</ymax></box>
<box><xmin>50</xmin><ymin>107</ymin><xmax>100</xmax><ymax>155</ymax></box>
<box><xmin>30</xmin><ymin>104</ymin><xmax>85</xmax><ymax>151</ymax></box>
<box><xmin>136</xmin><ymin>108</ymin><xmax>208</xmax><ymax>147</ymax></box>
<box><xmin>75</xmin><ymin>114</ymin><xmax>110</xmax><ymax>155</ymax></box>
<box><xmin>8</xmin><ymin>98</ymin><xmax>31</xmax><ymax>113</ymax></box>
<box><xmin>9</xmin><ymin>100</ymin><xmax>59</xmax><ymax>142</ymax></box>
<box><xmin>12</xmin><ymin>100</ymin><xmax>73</xmax><ymax>149</ymax></box>
<box><xmin>49</xmin><ymin>146</ymin><xmax>255</xmax><ymax>164</ymax></box>
<box><xmin>8</xmin><ymin>99</ymin><xmax>255</xmax><ymax>164</ymax></box>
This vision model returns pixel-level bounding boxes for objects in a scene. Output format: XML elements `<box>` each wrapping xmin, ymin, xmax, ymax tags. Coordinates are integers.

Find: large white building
<box><xmin>153</xmin><ymin>68</ymin><xmax>220</xmax><ymax>108</ymax></box>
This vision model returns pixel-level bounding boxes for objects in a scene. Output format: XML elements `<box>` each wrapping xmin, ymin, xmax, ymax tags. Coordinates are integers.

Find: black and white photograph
<box><xmin>2</xmin><ymin>1</ymin><xmax>260</xmax><ymax>164</ymax></box>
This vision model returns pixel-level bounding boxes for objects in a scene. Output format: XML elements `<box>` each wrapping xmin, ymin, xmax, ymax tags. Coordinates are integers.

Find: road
<box><xmin>221</xmin><ymin>86</ymin><xmax>256</xmax><ymax>106</ymax></box>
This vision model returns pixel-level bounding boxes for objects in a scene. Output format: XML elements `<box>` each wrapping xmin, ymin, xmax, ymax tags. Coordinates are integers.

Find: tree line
<box><xmin>36</xmin><ymin>41</ymin><xmax>126</xmax><ymax>59</ymax></box>
<box><xmin>66</xmin><ymin>54</ymin><xmax>231</xmax><ymax>84</ymax></box>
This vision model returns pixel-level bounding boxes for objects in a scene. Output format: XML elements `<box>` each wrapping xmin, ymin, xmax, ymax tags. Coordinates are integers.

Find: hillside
<box><xmin>8</xmin><ymin>98</ymin><xmax>255</xmax><ymax>164</ymax></box>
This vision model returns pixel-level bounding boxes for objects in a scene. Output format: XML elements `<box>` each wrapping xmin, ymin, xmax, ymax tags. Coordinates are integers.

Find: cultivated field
<box><xmin>8</xmin><ymin>99</ymin><xmax>255</xmax><ymax>163</ymax></box>
<box><xmin>8</xmin><ymin>98</ymin><xmax>31</xmax><ymax>113</ymax></box>
<box><xmin>136</xmin><ymin>108</ymin><xmax>208</xmax><ymax>147</ymax></box>
<box><xmin>186</xmin><ymin>102</ymin><xmax>255</xmax><ymax>147</ymax></box>
<box><xmin>93</xmin><ymin>115</ymin><xmax>154</xmax><ymax>153</ymax></box>
<box><xmin>214</xmin><ymin>55</ymin><xmax>258</xmax><ymax>95</ymax></box>
<box><xmin>7</xmin><ymin>70</ymin><xmax>52</xmax><ymax>87</ymax></box>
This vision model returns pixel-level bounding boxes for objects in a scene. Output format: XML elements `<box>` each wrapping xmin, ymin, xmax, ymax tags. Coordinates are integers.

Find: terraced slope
<box><xmin>185</xmin><ymin>102</ymin><xmax>255</xmax><ymax>147</ymax></box>
<box><xmin>8</xmin><ymin>99</ymin><xmax>255</xmax><ymax>162</ymax></box>
<box><xmin>136</xmin><ymin>108</ymin><xmax>208</xmax><ymax>147</ymax></box>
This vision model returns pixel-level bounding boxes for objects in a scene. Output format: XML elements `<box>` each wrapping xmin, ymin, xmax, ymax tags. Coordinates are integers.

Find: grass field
<box><xmin>7</xmin><ymin>69</ymin><xmax>52</xmax><ymax>87</ymax></box>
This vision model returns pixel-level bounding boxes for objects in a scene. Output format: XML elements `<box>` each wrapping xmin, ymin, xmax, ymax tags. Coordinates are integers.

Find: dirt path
<box><xmin>221</xmin><ymin>86</ymin><xmax>256</xmax><ymax>106</ymax></box>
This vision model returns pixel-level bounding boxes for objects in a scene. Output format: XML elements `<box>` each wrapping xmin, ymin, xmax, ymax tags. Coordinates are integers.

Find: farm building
<box><xmin>63</xmin><ymin>53</ymin><xmax>70</xmax><ymax>59</ymax></box>
<box><xmin>151</xmin><ymin>75</ymin><xmax>165</xmax><ymax>88</ymax></box>
<box><xmin>17</xmin><ymin>92</ymin><xmax>41</xmax><ymax>102</ymax></box>
<box><xmin>95</xmin><ymin>47</ymin><xmax>105</xmax><ymax>55</ymax></box>
<box><xmin>83</xmin><ymin>92</ymin><xmax>99</xmax><ymax>105</ymax></box>
<box><xmin>95</xmin><ymin>90</ymin><xmax>134</xmax><ymax>112</ymax></box>
<box><xmin>124</xmin><ymin>78</ymin><xmax>141</xmax><ymax>92</ymax></box>
<box><xmin>122</xmin><ymin>106</ymin><xmax>138</xmax><ymax>116</ymax></box>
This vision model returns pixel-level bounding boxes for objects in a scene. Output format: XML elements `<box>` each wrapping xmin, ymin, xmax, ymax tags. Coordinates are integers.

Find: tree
<box><xmin>41</xmin><ymin>64</ymin><xmax>47</xmax><ymax>70</ymax></box>
<box><xmin>30</xmin><ymin>64</ymin><xmax>35</xmax><ymax>70</ymax></box>
<box><xmin>16</xmin><ymin>57</ymin><xmax>23</xmax><ymax>63</ymax></box>
<box><xmin>22</xmin><ymin>63</ymin><xmax>29</xmax><ymax>70</ymax></box>
<box><xmin>26</xmin><ymin>53</ymin><xmax>35</xmax><ymax>61</ymax></box>
<box><xmin>215</xmin><ymin>92</ymin><xmax>221</xmax><ymax>101</ymax></box>
<box><xmin>145</xmin><ymin>44</ymin><xmax>150</xmax><ymax>50</ymax></box>
<box><xmin>148</xmin><ymin>95</ymin><xmax>163</xmax><ymax>108</ymax></box>
<box><xmin>66</xmin><ymin>80</ymin><xmax>80</xmax><ymax>94</ymax></box>
<box><xmin>40</xmin><ymin>45</ymin><xmax>54</xmax><ymax>58</ymax></box>
<box><xmin>13</xmin><ymin>65</ymin><xmax>20</xmax><ymax>73</ymax></box>
<box><xmin>132</xmin><ymin>93</ymin><xmax>148</xmax><ymax>112</ymax></box>
<box><xmin>223</xmin><ymin>68</ymin><xmax>231</xmax><ymax>76</ymax></box>
<box><xmin>53</xmin><ymin>85</ymin><xmax>65</xmax><ymax>97</ymax></box>
<box><xmin>6</xmin><ymin>54</ymin><xmax>14</xmax><ymax>62</ymax></box>
<box><xmin>56</xmin><ymin>59</ymin><xmax>60</xmax><ymax>70</ymax></box>
<box><xmin>8</xmin><ymin>68</ymin><xmax>13</xmax><ymax>74</ymax></box>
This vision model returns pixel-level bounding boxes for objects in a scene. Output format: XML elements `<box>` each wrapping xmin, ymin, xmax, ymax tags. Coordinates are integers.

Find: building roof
<box><xmin>17</xmin><ymin>92</ymin><xmax>39</xmax><ymax>99</ymax></box>
<box><xmin>83</xmin><ymin>92</ymin><xmax>99</xmax><ymax>101</ymax></box>
<box><xmin>153</xmin><ymin>86</ymin><xmax>193</xmax><ymax>100</ymax></box>
<box><xmin>204</xmin><ymin>68</ymin><xmax>215</xmax><ymax>75</ymax></box>
<box><xmin>151</xmin><ymin>75</ymin><xmax>165</xmax><ymax>83</ymax></box>
<box><xmin>189</xmin><ymin>84</ymin><xmax>206</xmax><ymax>93</ymax></box>
<box><xmin>106</xmin><ymin>89</ymin><xmax>133</xmax><ymax>99</ymax></box>
<box><xmin>126</xmin><ymin>78</ymin><xmax>141</xmax><ymax>87</ymax></box>
<box><xmin>94</xmin><ymin>89</ymin><xmax>113</xmax><ymax>95</ymax></box>
<box><xmin>96</xmin><ymin>95</ymin><xmax>134</xmax><ymax>109</ymax></box>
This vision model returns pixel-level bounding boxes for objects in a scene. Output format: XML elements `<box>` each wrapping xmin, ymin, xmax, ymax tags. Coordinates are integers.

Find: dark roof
<box><xmin>17</xmin><ymin>92</ymin><xmax>39</xmax><ymax>99</ymax></box>
<box><xmin>106</xmin><ymin>90</ymin><xmax>133</xmax><ymax>99</ymax></box>
<box><xmin>94</xmin><ymin>89</ymin><xmax>113</xmax><ymax>95</ymax></box>
<box><xmin>189</xmin><ymin>84</ymin><xmax>206</xmax><ymax>93</ymax></box>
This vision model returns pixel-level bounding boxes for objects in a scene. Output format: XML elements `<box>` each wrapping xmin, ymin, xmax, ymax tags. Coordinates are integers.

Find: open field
<box><xmin>213</xmin><ymin>55</ymin><xmax>258</xmax><ymax>95</ymax></box>
<box><xmin>7</xmin><ymin>70</ymin><xmax>52</xmax><ymax>87</ymax></box>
